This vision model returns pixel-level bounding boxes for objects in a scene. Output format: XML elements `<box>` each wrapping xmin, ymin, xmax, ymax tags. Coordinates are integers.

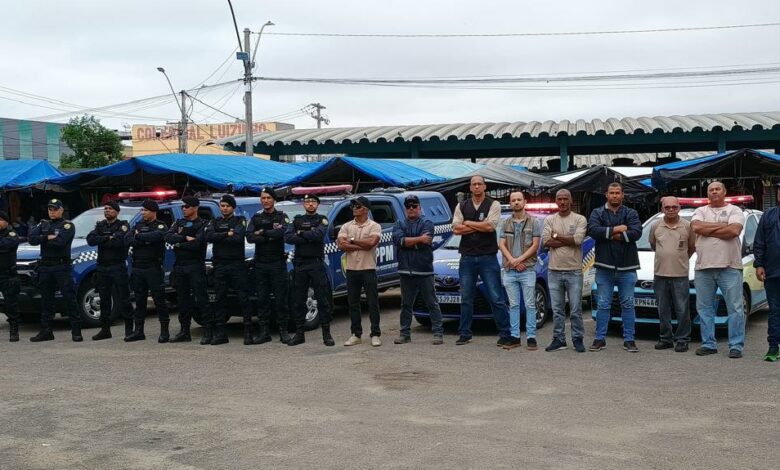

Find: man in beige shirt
<box><xmin>338</xmin><ymin>196</ymin><xmax>382</xmax><ymax>347</ymax></box>
<box><xmin>691</xmin><ymin>182</ymin><xmax>746</xmax><ymax>358</ymax></box>
<box><xmin>541</xmin><ymin>189</ymin><xmax>588</xmax><ymax>352</ymax></box>
<box><xmin>649</xmin><ymin>196</ymin><xmax>696</xmax><ymax>352</ymax></box>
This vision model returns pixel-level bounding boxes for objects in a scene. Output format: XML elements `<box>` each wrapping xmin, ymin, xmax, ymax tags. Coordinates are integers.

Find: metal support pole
<box><xmin>180</xmin><ymin>90</ymin><xmax>187</xmax><ymax>153</ymax></box>
<box><xmin>243</xmin><ymin>28</ymin><xmax>253</xmax><ymax>156</ymax></box>
<box><xmin>559</xmin><ymin>137</ymin><xmax>570</xmax><ymax>172</ymax></box>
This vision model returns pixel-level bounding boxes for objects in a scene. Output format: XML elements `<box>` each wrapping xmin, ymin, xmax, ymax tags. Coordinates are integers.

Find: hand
<box><xmin>612</xmin><ymin>225</ymin><xmax>628</xmax><ymax>234</ymax></box>
<box><xmin>47</xmin><ymin>234</ymin><xmax>56</xmax><ymax>240</ymax></box>
<box><xmin>228</xmin><ymin>230</ymin><xmax>234</xmax><ymax>236</ymax></box>
<box><xmin>512</xmin><ymin>259</ymin><xmax>526</xmax><ymax>271</ymax></box>
<box><xmin>611</xmin><ymin>233</ymin><xmax>624</xmax><ymax>241</ymax></box>
<box><xmin>185</xmin><ymin>236</ymin><xmax>195</xmax><ymax>242</ymax></box>
<box><xmin>419</xmin><ymin>234</ymin><xmax>432</xmax><ymax>245</ymax></box>
<box><xmin>757</xmin><ymin>267</ymin><xmax>766</xmax><ymax>283</ymax></box>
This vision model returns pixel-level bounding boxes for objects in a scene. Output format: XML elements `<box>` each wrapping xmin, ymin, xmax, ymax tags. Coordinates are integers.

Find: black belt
<box><xmin>294</xmin><ymin>257</ymin><xmax>322</xmax><ymax>264</ymax></box>
<box><xmin>39</xmin><ymin>258</ymin><xmax>70</xmax><ymax>266</ymax></box>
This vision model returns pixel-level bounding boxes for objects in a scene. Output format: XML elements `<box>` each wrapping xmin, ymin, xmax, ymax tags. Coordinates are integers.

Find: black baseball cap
<box><xmin>220</xmin><ymin>194</ymin><xmax>237</xmax><ymax>208</ymax></box>
<box><xmin>182</xmin><ymin>196</ymin><xmax>200</xmax><ymax>207</ymax></box>
<box><xmin>303</xmin><ymin>193</ymin><xmax>320</xmax><ymax>203</ymax></box>
<box><xmin>260</xmin><ymin>187</ymin><xmax>277</xmax><ymax>200</ymax></box>
<box><xmin>350</xmin><ymin>196</ymin><xmax>370</xmax><ymax>209</ymax></box>
<box><xmin>105</xmin><ymin>200</ymin><xmax>120</xmax><ymax>212</ymax></box>
<box><xmin>142</xmin><ymin>199</ymin><xmax>159</xmax><ymax>212</ymax></box>
<box><xmin>47</xmin><ymin>198</ymin><xmax>63</xmax><ymax>209</ymax></box>
<box><xmin>404</xmin><ymin>195</ymin><xmax>420</xmax><ymax>207</ymax></box>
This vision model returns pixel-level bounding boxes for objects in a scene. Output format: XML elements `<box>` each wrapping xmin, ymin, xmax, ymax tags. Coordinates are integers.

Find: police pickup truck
<box><xmin>5</xmin><ymin>188</ymin><xmax>452</xmax><ymax>330</ymax></box>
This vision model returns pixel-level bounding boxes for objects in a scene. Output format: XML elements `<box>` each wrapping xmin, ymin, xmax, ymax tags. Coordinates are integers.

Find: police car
<box><xmin>591</xmin><ymin>195</ymin><xmax>767</xmax><ymax>327</ymax></box>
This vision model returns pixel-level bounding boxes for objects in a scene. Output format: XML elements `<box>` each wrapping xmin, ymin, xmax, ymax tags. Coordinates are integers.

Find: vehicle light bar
<box><xmin>525</xmin><ymin>202</ymin><xmax>559</xmax><ymax>211</ymax></box>
<box><xmin>117</xmin><ymin>190</ymin><xmax>178</xmax><ymax>200</ymax></box>
<box><xmin>678</xmin><ymin>195</ymin><xmax>753</xmax><ymax>207</ymax></box>
<box><xmin>291</xmin><ymin>184</ymin><xmax>352</xmax><ymax>196</ymax></box>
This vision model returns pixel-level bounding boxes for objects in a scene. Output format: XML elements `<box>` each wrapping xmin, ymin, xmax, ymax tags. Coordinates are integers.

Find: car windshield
<box><xmin>443</xmin><ymin>209</ymin><xmax>554</xmax><ymax>249</ymax></box>
<box><xmin>72</xmin><ymin>207</ymin><xmax>141</xmax><ymax>238</ymax></box>
<box><xmin>636</xmin><ymin>214</ymin><xmax>693</xmax><ymax>251</ymax></box>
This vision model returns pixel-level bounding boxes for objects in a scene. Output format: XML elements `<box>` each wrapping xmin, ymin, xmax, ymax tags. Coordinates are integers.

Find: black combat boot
<box><xmin>210</xmin><ymin>325</ymin><xmax>229</xmax><ymax>345</ymax></box>
<box><xmin>321</xmin><ymin>323</ymin><xmax>335</xmax><ymax>347</ymax></box>
<box><xmin>124</xmin><ymin>321</ymin><xmax>146</xmax><ymax>342</ymax></box>
<box><xmin>71</xmin><ymin>326</ymin><xmax>83</xmax><ymax>342</ymax></box>
<box><xmin>30</xmin><ymin>330</ymin><xmax>54</xmax><ymax>342</ymax></box>
<box><xmin>9</xmin><ymin>322</ymin><xmax>19</xmax><ymax>342</ymax></box>
<box><xmin>123</xmin><ymin>319</ymin><xmax>134</xmax><ymax>340</ymax></box>
<box><xmin>170</xmin><ymin>328</ymin><xmax>192</xmax><ymax>343</ymax></box>
<box><xmin>199</xmin><ymin>326</ymin><xmax>213</xmax><ymax>345</ymax></box>
<box><xmin>278</xmin><ymin>328</ymin><xmax>291</xmax><ymax>345</ymax></box>
<box><xmin>288</xmin><ymin>331</ymin><xmax>305</xmax><ymax>346</ymax></box>
<box><xmin>158</xmin><ymin>320</ymin><xmax>170</xmax><ymax>343</ymax></box>
<box><xmin>92</xmin><ymin>326</ymin><xmax>112</xmax><ymax>341</ymax></box>
<box><xmin>243</xmin><ymin>325</ymin><xmax>254</xmax><ymax>345</ymax></box>
<box><xmin>252</xmin><ymin>324</ymin><xmax>272</xmax><ymax>345</ymax></box>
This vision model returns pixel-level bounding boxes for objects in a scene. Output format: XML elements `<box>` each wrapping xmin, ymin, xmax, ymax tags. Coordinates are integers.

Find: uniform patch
<box><xmin>158</xmin><ymin>224</ymin><xmax>164</xmax><ymax>230</ymax></box>
<box><xmin>64</xmin><ymin>223</ymin><xmax>72</xmax><ymax>230</ymax></box>
<box><xmin>321</xmin><ymin>218</ymin><xmax>329</xmax><ymax>226</ymax></box>
<box><xmin>284</xmin><ymin>217</ymin><xmax>290</xmax><ymax>223</ymax></box>
<box><xmin>122</xmin><ymin>225</ymin><xmax>128</xmax><ymax>232</ymax></box>
<box><xmin>242</xmin><ymin>220</ymin><xmax>247</xmax><ymax>227</ymax></box>
<box><xmin>9</xmin><ymin>232</ymin><xmax>16</xmax><ymax>237</ymax></box>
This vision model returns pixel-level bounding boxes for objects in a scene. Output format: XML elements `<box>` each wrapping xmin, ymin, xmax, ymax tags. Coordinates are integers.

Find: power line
<box><xmin>266</xmin><ymin>21</ymin><xmax>780</xmax><ymax>38</ymax></box>
<box><xmin>186</xmin><ymin>93</ymin><xmax>245</xmax><ymax>122</ymax></box>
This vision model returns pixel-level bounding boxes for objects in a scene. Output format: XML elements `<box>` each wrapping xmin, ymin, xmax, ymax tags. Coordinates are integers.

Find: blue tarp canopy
<box><xmin>651</xmin><ymin>149</ymin><xmax>780</xmax><ymax>190</ymax></box>
<box><xmin>49</xmin><ymin>153</ymin><xmax>306</xmax><ymax>193</ymax></box>
<box><xmin>0</xmin><ymin>160</ymin><xmax>65</xmax><ymax>190</ymax></box>
<box><xmin>287</xmin><ymin>156</ymin><xmax>446</xmax><ymax>190</ymax></box>
<box><xmin>386</xmin><ymin>158</ymin><xmax>484</xmax><ymax>180</ymax></box>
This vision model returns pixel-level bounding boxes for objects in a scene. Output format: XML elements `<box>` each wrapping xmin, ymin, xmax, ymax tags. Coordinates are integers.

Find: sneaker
<box><xmin>764</xmin><ymin>346</ymin><xmax>779</xmax><ymax>362</ymax></box>
<box><xmin>623</xmin><ymin>341</ymin><xmax>639</xmax><ymax>353</ymax></box>
<box><xmin>545</xmin><ymin>338</ymin><xmax>568</xmax><ymax>352</ymax></box>
<box><xmin>432</xmin><ymin>335</ymin><xmax>444</xmax><ymax>345</ymax></box>
<box><xmin>589</xmin><ymin>339</ymin><xmax>607</xmax><ymax>351</ymax></box>
<box><xmin>695</xmin><ymin>347</ymin><xmax>718</xmax><ymax>356</ymax></box>
<box><xmin>526</xmin><ymin>338</ymin><xmax>537</xmax><ymax>351</ymax></box>
<box><xmin>343</xmin><ymin>335</ymin><xmax>362</xmax><ymax>347</ymax></box>
<box><xmin>371</xmin><ymin>336</ymin><xmax>382</xmax><ymax>347</ymax></box>
<box><xmin>573</xmin><ymin>338</ymin><xmax>586</xmax><ymax>353</ymax></box>
<box><xmin>393</xmin><ymin>336</ymin><xmax>411</xmax><ymax>344</ymax></box>
<box><xmin>496</xmin><ymin>337</ymin><xmax>511</xmax><ymax>347</ymax></box>
<box><xmin>674</xmin><ymin>342</ymin><xmax>689</xmax><ymax>353</ymax></box>
<box><xmin>654</xmin><ymin>341</ymin><xmax>673</xmax><ymax>350</ymax></box>
<box><xmin>455</xmin><ymin>336</ymin><xmax>472</xmax><ymax>345</ymax></box>
<box><xmin>728</xmin><ymin>348</ymin><xmax>742</xmax><ymax>359</ymax></box>
<box><xmin>502</xmin><ymin>337</ymin><xmax>522</xmax><ymax>350</ymax></box>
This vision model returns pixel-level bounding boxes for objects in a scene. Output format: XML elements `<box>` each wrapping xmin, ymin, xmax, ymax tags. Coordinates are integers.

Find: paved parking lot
<box><xmin>1</xmin><ymin>289</ymin><xmax>776</xmax><ymax>469</ymax></box>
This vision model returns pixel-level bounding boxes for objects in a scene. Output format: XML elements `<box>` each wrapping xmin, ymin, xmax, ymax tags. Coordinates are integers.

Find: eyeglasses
<box><xmin>182</xmin><ymin>205</ymin><xmax>192</xmax><ymax>209</ymax></box>
<box><xmin>350</xmin><ymin>203</ymin><xmax>364</xmax><ymax>209</ymax></box>
<box><xmin>663</xmin><ymin>205</ymin><xmax>679</xmax><ymax>210</ymax></box>
<box><xmin>404</xmin><ymin>203</ymin><xmax>419</xmax><ymax>209</ymax></box>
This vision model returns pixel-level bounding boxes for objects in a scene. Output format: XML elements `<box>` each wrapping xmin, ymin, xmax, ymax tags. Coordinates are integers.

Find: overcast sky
<box><xmin>1</xmin><ymin>0</ymin><xmax>778</xmax><ymax>131</ymax></box>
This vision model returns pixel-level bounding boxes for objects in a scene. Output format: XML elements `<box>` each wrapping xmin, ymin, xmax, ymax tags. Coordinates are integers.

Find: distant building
<box><xmin>0</xmin><ymin>118</ymin><xmax>72</xmax><ymax>166</ymax></box>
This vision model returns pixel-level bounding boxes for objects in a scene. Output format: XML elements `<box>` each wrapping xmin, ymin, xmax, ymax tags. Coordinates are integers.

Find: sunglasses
<box><xmin>350</xmin><ymin>203</ymin><xmax>364</xmax><ymax>209</ymax></box>
<box><xmin>182</xmin><ymin>205</ymin><xmax>192</xmax><ymax>209</ymax></box>
<box><xmin>663</xmin><ymin>205</ymin><xmax>679</xmax><ymax>210</ymax></box>
<box><xmin>404</xmin><ymin>203</ymin><xmax>419</xmax><ymax>209</ymax></box>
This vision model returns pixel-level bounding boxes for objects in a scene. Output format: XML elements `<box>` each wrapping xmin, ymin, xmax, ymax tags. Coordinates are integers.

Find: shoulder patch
<box><xmin>242</xmin><ymin>220</ymin><xmax>247</xmax><ymax>227</ymax></box>
<box><xmin>64</xmin><ymin>223</ymin><xmax>72</xmax><ymax>230</ymax></box>
<box><xmin>321</xmin><ymin>218</ymin><xmax>329</xmax><ymax>226</ymax></box>
<box><xmin>9</xmin><ymin>232</ymin><xmax>16</xmax><ymax>237</ymax></box>
<box><xmin>284</xmin><ymin>216</ymin><xmax>290</xmax><ymax>223</ymax></box>
<box><xmin>158</xmin><ymin>224</ymin><xmax>164</xmax><ymax>230</ymax></box>
<box><xmin>122</xmin><ymin>225</ymin><xmax>128</xmax><ymax>232</ymax></box>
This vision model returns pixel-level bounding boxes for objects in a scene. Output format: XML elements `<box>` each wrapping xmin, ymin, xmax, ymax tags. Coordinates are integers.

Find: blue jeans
<box><xmin>595</xmin><ymin>268</ymin><xmax>637</xmax><ymax>341</ymax></box>
<box><xmin>695</xmin><ymin>268</ymin><xmax>745</xmax><ymax>352</ymax></box>
<box><xmin>766</xmin><ymin>278</ymin><xmax>780</xmax><ymax>348</ymax></box>
<box><xmin>459</xmin><ymin>254</ymin><xmax>510</xmax><ymax>339</ymax></box>
<box><xmin>502</xmin><ymin>268</ymin><xmax>537</xmax><ymax>339</ymax></box>
<box><xmin>548</xmin><ymin>270</ymin><xmax>584</xmax><ymax>342</ymax></box>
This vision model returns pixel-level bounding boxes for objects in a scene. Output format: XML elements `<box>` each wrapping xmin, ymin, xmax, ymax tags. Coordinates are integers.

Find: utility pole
<box><xmin>179</xmin><ymin>90</ymin><xmax>188</xmax><ymax>153</ymax></box>
<box><xmin>309</xmin><ymin>103</ymin><xmax>329</xmax><ymax>129</ymax></box>
<box><xmin>243</xmin><ymin>28</ymin><xmax>253</xmax><ymax>156</ymax></box>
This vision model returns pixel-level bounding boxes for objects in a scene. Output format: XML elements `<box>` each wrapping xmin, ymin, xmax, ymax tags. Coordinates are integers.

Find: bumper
<box><xmin>590</xmin><ymin>286</ymin><xmax>730</xmax><ymax>326</ymax></box>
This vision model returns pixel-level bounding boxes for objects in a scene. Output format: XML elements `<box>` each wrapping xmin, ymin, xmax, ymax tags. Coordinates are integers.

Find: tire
<box><xmin>743</xmin><ymin>288</ymin><xmax>751</xmax><ymax>319</ymax></box>
<box><xmin>534</xmin><ymin>283</ymin><xmax>551</xmax><ymax>330</ymax></box>
<box><xmin>77</xmin><ymin>277</ymin><xmax>102</xmax><ymax>328</ymax></box>
<box><xmin>414</xmin><ymin>315</ymin><xmax>432</xmax><ymax>327</ymax></box>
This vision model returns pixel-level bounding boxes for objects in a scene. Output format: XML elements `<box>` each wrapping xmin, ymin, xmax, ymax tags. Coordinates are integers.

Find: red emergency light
<box><xmin>525</xmin><ymin>202</ymin><xmax>559</xmax><ymax>212</ymax></box>
<box><xmin>677</xmin><ymin>195</ymin><xmax>753</xmax><ymax>207</ymax></box>
<box><xmin>117</xmin><ymin>190</ymin><xmax>178</xmax><ymax>200</ymax></box>
<box><xmin>291</xmin><ymin>185</ymin><xmax>352</xmax><ymax>196</ymax></box>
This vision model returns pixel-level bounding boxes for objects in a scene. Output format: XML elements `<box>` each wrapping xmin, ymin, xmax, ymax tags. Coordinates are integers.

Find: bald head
<box><xmin>661</xmin><ymin>196</ymin><xmax>681</xmax><ymax>220</ymax></box>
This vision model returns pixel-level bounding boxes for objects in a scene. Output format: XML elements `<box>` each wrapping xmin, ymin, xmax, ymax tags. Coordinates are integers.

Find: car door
<box><xmin>742</xmin><ymin>213</ymin><xmax>766</xmax><ymax>311</ymax></box>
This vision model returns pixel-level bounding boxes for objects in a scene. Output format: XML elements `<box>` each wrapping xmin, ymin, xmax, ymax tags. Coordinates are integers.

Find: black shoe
<box><xmin>253</xmin><ymin>334</ymin><xmax>272</xmax><ymax>345</ymax></box>
<box><xmin>124</xmin><ymin>320</ymin><xmax>135</xmax><ymax>340</ymax></box>
<box><xmin>279</xmin><ymin>330</ymin><xmax>292</xmax><ymax>344</ymax></box>
<box><xmin>210</xmin><ymin>336</ymin><xmax>229</xmax><ymax>345</ymax></box>
<box><xmin>695</xmin><ymin>347</ymin><xmax>718</xmax><ymax>356</ymax></box>
<box><xmin>393</xmin><ymin>336</ymin><xmax>411</xmax><ymax>344</ymax></box>
<box><xmin>322</xmin><ymin>325</ymin><xmax>335</xmax><ymax>347</ymax></box>
<box><xmin>124</xmin><ymin>330</ymin><xmax>146</xmax><ymax>342</ymax></box>
<box><xmin>170</xmin><ymin>331</ymin><xmax>192</xmax><ymax>343</ymax></box>
<box><xmin>30</xmin><ymin>330</ymin><xmax>55</xmax><ymax>342</ymax></box>
<box><xmin>455</xmin><ymin>336</ymin><xmax>472</xmax><ymax>345</ymax></box>
<box><xmin>92</xmin><ymin>328</ymin><xmax>112</xmax><ymax>341</ymax></box>
<box><xmin>654</xmin><ymin>341</ymin><xmax>673</xmax><ymax>350</ymax></box>
<box><xmin>288</xmin><ymin>333</ymin><xmax>305</xmax><ymax>346</ymax></box>
<box><xmin>158</xmin><ymin>321</ymin><xmax>170</xmax><ymax>343</ymax></box>
<box><xmin>623</xmin><ymin>341</ymin><xmax>639</xmax><ymax>353</ymax></box>
<box><xmin>589</xmin><ymin>339</ymin><xmax>607</xmax><ymax>351</ymax></box>
<box><xmin>728</xmin><ymin>348</ymin><xmax>743</xmax><ymax>359</ymax></box>
<box><xmin>674</xmin><ymin>342</ymin><xmax>688</xmax><ymax>353</ymax></box>
<box><xmin>573</xmin><ymin>338</ymin><xmax>586</xmax><ymax>353</ymax></box>
<box><xmin>244</xmin><ymin>330</ymin><xmax>254</xmax><ymax>345</ymax></box>
<box><xmin>72</xmin><ymin>333</ymin><xmax>83</xmax><ymax>342</ymax></box>
<box><xmin>526</xmin><ymin>338</ymin><xmax>537</xmax><ymax>350</ymax></box>
<box><xmin>545</xmin><ymin>338</ymin><xmax>568</xmax><ymax>352</ymax></box>
<box><xmin>502</xmin><ymin>337</ymin><xmax>522</xmax><ymax>350</ymax></box>
<box><xmin>199</xmin><ymin>328</ymin><xmax>213</xmax><ymax>345</ymax></box>
<box><xmin>9</xmin><ymin>325</ymin><xmax>19</xmax><ymax>342</ymax></box>
<box><xmin>496</xmin><ymin>337</ymin><xmax>511</xmax><ymax>347</ymax></box>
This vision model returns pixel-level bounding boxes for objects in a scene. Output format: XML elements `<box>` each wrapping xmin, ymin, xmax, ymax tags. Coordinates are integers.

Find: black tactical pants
<box><xmin>95</xmin><ymin>263</ymin><xmax>132</xmax><ymax>327</ymax></box>
<box><xmin>130</xmin><ymin>265</ymin><xmax>169</xmax><ymax>323</ymax></box>
<box><xmin>213</xmin><ymin>261</ymin><xmax>252</xmax><ymax>327</ymax></box>
<box><xmin>255</xmin><ymin>259</ymin><xmax>289</xmax><ymax>330</ymax></box>
<box><xmin>0</xmin><ymin>272</ymin><xmax>20</xmax><ymax>326</ymax></box>
<box><xmin>39</xmin><ymin>263</ymin><xmax>80</xmax><ymax>332</ymax></box>
<box><xmin>173</xmin><ymin>262</ymin><xmax>208</xmax><ymax>330</ymax></box>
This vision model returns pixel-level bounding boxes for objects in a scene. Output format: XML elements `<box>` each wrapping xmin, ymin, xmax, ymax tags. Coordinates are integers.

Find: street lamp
<box><xmin>156</xmin><ymin>67</ymin><xmax>187</xmax><ymax>154</ymax></box>
<box><xmin>251</xmin><ymin>20</ymin><xmax>275</xmax><ymax>68</ymax></box>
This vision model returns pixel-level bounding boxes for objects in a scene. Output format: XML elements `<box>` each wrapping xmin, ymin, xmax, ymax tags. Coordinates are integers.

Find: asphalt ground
<box><xmin>1</xmin><ymin>289</ymin><xmax>777</xmax><ymax>470</ymax></box>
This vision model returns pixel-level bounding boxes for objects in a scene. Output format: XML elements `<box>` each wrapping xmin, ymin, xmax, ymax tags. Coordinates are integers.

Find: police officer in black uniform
<box><xmin>86</xmin><ymin>200</ymin><xmax>133</xmax><ymax>341</ymax></box>
<box><xmin>246</xmin><ymin>187</ymin><xmax>291</xmax><ymax>344</ymax></box>
<box><xmin>205</xmin><ymin>194</ymin><xmax>252</xmax><ymax>345</ymax></box>
<box><xmin>29</xmin><ymin>198</ymin><xmax>81</xmax><ymax>342</ymax></box>
<box><xmin>0</xmin><ymin>210</ymin><xmax>21</xmax><ymax>342</ymax></box>
<box><xmin>165</xmin><ymin>196</ymin><xmax>208</xmax><ymax>343</ymax></box>
<box><xmin>284</xmin><ymin>194</ymin><xmax>335</xmax><ymax>346</ymax></box>
<box><xmin>124</xmin><ymin>199</ymin><xmax>170</xmax><ymax>343</ymax></box>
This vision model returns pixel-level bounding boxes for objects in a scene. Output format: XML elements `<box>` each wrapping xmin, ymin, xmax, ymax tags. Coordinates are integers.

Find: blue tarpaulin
<box><xmin>651</xmin><ymin>149</ymin><xmax>780</xmax><ymax>189</ymax></box>
<box><xmin>50</xmin><ymin>154</ymin><xmax>306</xmax><ymax>192</ymax></box>
<box><xmin>0</xmin><ymin>160</ymin><xmax>65</xmax><ymax>190</ymax></box>
<box><xmin>386</xmin><ymin>159</ymin><xmax>484</xmax><ymax>180</ymax></box>
<box><xmin>288</xmin><ymin>156</ymin><xmax>446</xmax><ymax>188</ymax></box>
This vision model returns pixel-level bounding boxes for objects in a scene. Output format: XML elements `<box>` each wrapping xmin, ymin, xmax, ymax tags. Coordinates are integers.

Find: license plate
<box><xmin>436</xmin><ymin>294</ymin><xmax>461</xmax><ymax>304</ymax></box>
<box><xmin>634</xmin><ymin>297</ymin><xmax>657</xmax><ymax>308</ymax></box>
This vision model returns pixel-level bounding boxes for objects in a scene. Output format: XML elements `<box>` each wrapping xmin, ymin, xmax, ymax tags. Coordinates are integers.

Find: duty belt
<box><xmin>39</xmin><ymin>257</ymin><xmax>71</xmax><ymax>266</ymax></box>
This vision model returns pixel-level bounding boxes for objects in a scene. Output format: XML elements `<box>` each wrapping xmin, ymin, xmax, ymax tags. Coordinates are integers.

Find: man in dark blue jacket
<box><xmin>754</xmin><ymin>182</ymin><xmax>780</xmax><ymax>362</ymax></box>
<box><xmin>392</xmin><ymin>195</ymin><xmax>444</xmax><ymax>345</ymax></box>
<box><xmin>587</xmin><ymin>183</ymin><xmax>643</xmax><ymax>352</ymax></box>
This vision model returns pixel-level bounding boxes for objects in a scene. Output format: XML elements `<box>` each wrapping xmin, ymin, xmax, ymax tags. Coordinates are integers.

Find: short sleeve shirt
<box><xmin>691</xmin><ymin>204</ymin><xmax>745</xmax><ymax>270</ymax></box>
<box><xmin>649</xmin><ymin>218</ymin><xmax>695</xmax><ymax>277</ymax></box>
<box><xmin>542</xmin><ymin>212</ymin><xmax>587</xmax><ymax>271</ymax></box>
<box><xmin>338</xmin><ymin>219</ymin><xmax>382</xmax><ymax>271</ymax></box>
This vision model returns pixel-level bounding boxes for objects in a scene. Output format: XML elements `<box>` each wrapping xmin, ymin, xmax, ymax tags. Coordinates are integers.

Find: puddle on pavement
<box><xmin>373</xmin><ymin>370</ymin><xmax>437</xmax><ymax>391</ymax></box>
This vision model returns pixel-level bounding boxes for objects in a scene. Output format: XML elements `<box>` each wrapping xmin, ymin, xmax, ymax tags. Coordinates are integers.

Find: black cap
<box><xmin>350</xmin><ymin>196</ymin><xmax>370</xmax><ymax>209</ymax></box>
<box><xmin>105</xmin><ymin>200</ymin><xmax>120</xmax><ymax>212</ymax></box>
<box><xmin>260</xmin><ymin>187</ymin><xmax>277</xmax><ymax>200</ymax></box>
<box><xmin>303</xmin><ymin>193</ymin><xmax>320</xmax><ymax>203</ymax></box>
<box><xmin>404</xmin><ymin>194</ymin><xmax>420</xmax><ymax>206</ymax></box>
<box><xmin>47</xmin><ymin>198</ymin><xmax>63</xmax><ymax>209</ymax></box>
<box><xmin>0</xmin><ymin>210</ymin><xmax>8</xmax><ymax>223</ymax></box>
<box><xmin>220</xmin><ymin>194</ymin><xmax>237</xmax><ymax>208</ymax></box>
<box><xmin>142</xmin><ymin>199</ymin><xmax>159</xmax><ymax>212</ymax></box>
<box><xmin>182</xmin><ymin>196</ymin><xmax>200</xmax><ymax>207</ymax></box>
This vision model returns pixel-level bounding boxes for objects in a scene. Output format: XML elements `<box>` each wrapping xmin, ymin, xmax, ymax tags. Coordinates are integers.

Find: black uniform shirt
<box><xmin>86</xmin><ymin>218</ymin><xmax>130</xmax><ymax>266</ymax></box>
<box><xmin>247</xmin><ymin>209</ymin><xmax>289</xmax><ymax>262</ymax></box>
<box><xmin>165</xmin><ymin>217</ymin><xmax>207</xmax><ymax>265</ymax></box>
<box><xmin>126</xmin><ymin>219</ymin><xmax>168</xmax><ymax>266</ymax></box>
<box><xmin>0</xmin><ymin>225</ymin><xmax>20</xmax><ymax>271</ymax></box>
<box><xmin>206</xmin><ymin>214</ymin><xmax>246</xmax><ymax>263</ymax></box>
<box><xmin>29</xmin><ymin>218</ymin><xmax>75</xmax><ymax>261</ymax></box>
<box><xmin>284</xmin><ymin>213</ymin><xmax>328</xmax><ymax>260</ymax></box>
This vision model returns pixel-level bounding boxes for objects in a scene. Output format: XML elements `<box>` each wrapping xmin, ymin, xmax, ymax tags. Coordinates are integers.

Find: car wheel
<box><xmin>743</xmin><ymin>288</ymin><xmax>750</xmax><ymax>319</ymax></box>
<box><xmin>77</xmin><ymin>277</ymin><xmax>102</xmax><ymax>328</ymax></box>
<box><xmin>414</xmin><ymin>315</ymin><xmax>432</xmax><ymax>327</ymax></box>
<box><xmin>534</xmin><ymin>283</ymin><xmax>550</xmax><ymax>329</ymax></box>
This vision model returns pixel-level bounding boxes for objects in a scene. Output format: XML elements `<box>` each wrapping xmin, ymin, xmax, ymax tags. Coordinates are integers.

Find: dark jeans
<box><xmin>213</xmin><ymin>261</ymin><xmax>252</xmax><ymax>327</ymax></box>
<box><xmin>130</xmin><ymin>265</ymin><xmax>169</xmax><ymax>323</ymax></box>
<box><xmin>255</xmin><ymin>260</ymin><xmax>289</xmax><ymax>329</ymax></box>
<box><xmin>400</xmin><ymin>274</ymin><xmax>443</xmax><ymax>337</ymax></box>
<box><xmin>654</xmin><ymin>276</ymin><xmax>691</xmax><ymax>344</ymax></box>
<box><xmin>173</xmin><ymin>263</ymin><xmax>208</xmax><ymax>330</ymax></box>
<box><xmin>458</xmin><ymin>254</ymin><xmax>510</xmax><ymax>340</ymax></box>
<box><xmin>346</xmin><ymin>269</ymin><xmax>380</xmax><ymax>337</ymax></box>
<box><xmin>0</xmin><ymin>272</ymin><xmax>20</xmax><ymax>325</ymax></box>
<box><xmin>766</xmin><ymin>278</ymin><xmax>780</xmax><ymax>348</ymax></box>
<box><xmin>292</xmin><ymin>260</ymin><xmax>332</xmax><ymax>333</ymax></box>
<box><xmin>39</xmin><ymin>264</ymin><xmax>80</xmax><ymax>331</ymax></box>
<box><xmin>95</xmin><ymin>263</ymin><xmax>132</xmax><ymax>327</ymax></box>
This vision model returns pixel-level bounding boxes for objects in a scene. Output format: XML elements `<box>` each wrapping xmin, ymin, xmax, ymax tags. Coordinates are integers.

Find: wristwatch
<box><xmin>552</xmin><ymin>233</ymin><xmax>558</xmax><ymax>239</ymax></box>
<box><xmin>350</xmin><ymin>237</ymin><xmax>355</xmax><ymax>243</ymax></box>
